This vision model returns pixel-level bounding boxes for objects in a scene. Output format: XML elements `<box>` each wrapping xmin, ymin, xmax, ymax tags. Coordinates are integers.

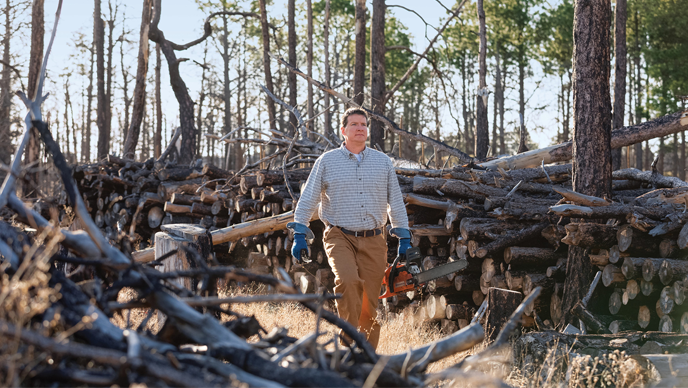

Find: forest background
<box><xmin>0</xmin><ymin>0</ymin><xmax>686</xmax><ymax>178</ymax></box>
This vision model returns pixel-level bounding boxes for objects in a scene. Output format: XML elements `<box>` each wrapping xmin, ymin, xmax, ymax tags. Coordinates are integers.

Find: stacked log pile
<box><xmin>76</xmin><ymin>155</ymin><xmax>688</xmax><ymax>335</ymax></box>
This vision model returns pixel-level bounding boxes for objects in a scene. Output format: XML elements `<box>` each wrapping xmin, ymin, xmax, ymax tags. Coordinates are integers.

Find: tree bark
<box><xmin>0</xmin><ymin>0</ymin><xmax>12</xmax><ymax>169</ymax></box>
<box><xmin>258</xmin><ymin>0</ymin><xmax>276</xmax><ymax>132</ymax></box>
<box><xmin>287</xmin><ymin>0</ymin><xmax>297</xmax><ymax>136</ymax></box>
<box><xmin>370</xmin><ymin>0</ymin><xmax>386</xmax><ymax>151</ymax></box>
<box><xmin>24</xmin><ymin>0</ymin><xmax>44</xmax><ymax>193</ymax></box>
<box><xmin>612</xmin><ymin>0</ymin><xmax>627</xmax><ymax>171</ymax></box>
<box><xmin>561</xmin><ymin>0</ymin><xmax>612</xmax><ymax>326</ymax></box>
<box><xmin>323</xmin><ymin>0</ymin><xmax>331</xmax><ymax>139</ymax></box>
<box><xmin>84</xmin><ymin>40</ymin><xmax>95</xmax><ymax>162</ymax></box>
<box><xmin>474</xmin><ymin>0</ymin><xmax>488</xmax><ymax>159</ymax></box>
<box><xmin>306</xmin><ymin>0</ymin><xmax>314</xmax><ymax>139</ymax></box>
<box><xmin>353</xmin><ymin>0</ymin><xmax>366</xmax><ymax>106</ymax></box>
<box><xmin>148</xmin><ymin>0</ymin><xmax>226</xmax><ymax>165</ymax></box>
<box><xmin>95</xmin><ymin>0</ymin><xmax>107</xmax><ymax>161</ymax></box>
<box><xmin>105</xmin><ymin>0</ymin><xmax>115</xmax><ymax>158</ymax></box>
<box><xmin>154</xmin><ymin>43</ymin><xmax>162</xmax><ymax>159</ymax></box>
<box><xmin>123</xmin><ymin>0</ymin><xmax>151</xmax><ymax>159</ymax></box>
<box><xmin>220</xmin><ymin>12</ymin><xmax>231</xmax><ymax>169</ymax></box>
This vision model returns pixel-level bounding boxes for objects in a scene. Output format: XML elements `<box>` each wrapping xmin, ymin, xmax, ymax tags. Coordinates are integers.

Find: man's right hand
<box><xmin>291</xmin><ymin>233</ymin><xmax>309</xmax><ymax>263</ymax></box>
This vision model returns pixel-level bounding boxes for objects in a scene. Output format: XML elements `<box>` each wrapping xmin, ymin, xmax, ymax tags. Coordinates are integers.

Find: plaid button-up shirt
<box><xmin>293</xmin><ymin>143</ymin><xmax>409</xmax><ymax>231</ymax></box>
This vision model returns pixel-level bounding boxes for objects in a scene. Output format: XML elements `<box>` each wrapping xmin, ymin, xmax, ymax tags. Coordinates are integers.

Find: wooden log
<box><xmin>157</xmin><ymin>178</ymin><xmax>204</xmax><ymax>201</ymax></box>
<box><xmin>679</xmin><ymin>223</ymin><xmax>688</xmax><ymax>249</ymax></box>
<box><xmin>659</xmin><ymin>286</ymin><xmax>675</xmax><ymax>315</ymax></box>
<box><xmin>641</xmin><ymin>278</ymin><xmax>657</xmax><ymax>296</ymax></box>
<box><xmin>523</xmin><ymin>273</ymin><xmax>554</xmax><ymax>296</ymax></box>
<box><xmin>164</xmin><ymin>202</ymin><xmax>192</xmax><ymax>214</ymax></box>
<box><xmin>659</xmin><ymin>315</ymin><xmax>676</xmax><ymax>332</ymax></box>
<box><xmin>472</xmin><ymin>290</ymin><xmax>485</xmax><ymax>306</ymax></box>
<box><xmin>608</xmin><ymin>289</ymin><xmax>629</xmax><ymax>315</ymax></box>
<box><xmin>474</xmin><ymin>222</ymin><xmax>548</xmax><ymax>259</ymax></box>
<box><xmin>572</xmin><ymin>301</ymin><xmax>612</xmax><ymax>334</ymax></box>
<box><xmin>590</xmin><ymin>249</ymin><xmax>611</xmax><ymax>266</ymax></box>
<box><xmin>638</xmin><ymin>305</ymin><xmax>657</xmax><ymax>329</ymax></box>
<box><xmin>425</xmin><ymin>295</ymin><xmax>447</xmax><ymax>319</ymax></box>
<box><xmin>552</xmin><ymin>187</ymin><xmax>611</xmax><ymax>207</ymax></box>
<box><xmin>211</xmin><ymin>200</ymin><xmax>226</xmax><ymax>216</ymax></box>
<box><xmin>602</xmin><ymin>264</ymin><xmax>626</xmax><ymax>287</ymax></box>
<box><xmin>239</xmin><ymin>175</ymin><xmax>259</xmax><ymax>194</ymax></box>
<box><xmin>621</xmin><ymin>257</ymin><xmax>645</xmax><ymax>279</ymax></box>
<box><xmin>485</xmin><ymin>288</ymin><xmax>522</xmax><ymax>340</ymax></box>
<box><xmin>541</xmin><ymin>224</ymin><xmax>566</xmax><ymax>250</ymax></box>
<box><xmin>617</xmin><ymin>224</ymin><xmax>661</xmax><ymax>256</ymax></box>
<box><xmin>409</xmin><ymin>224</ymin><xmax>454</xmax><ymax>237</ymax></box>
<box><xmin>201</xmin><ymin>162</ymin><xmax>232</xmax><ymax>179</ymax></box>
<box><xmin>445</xmin><ymin>304</ymin><xmax>476</xmax><ymax>321</ymax></box>
<box><xmin>671</xmin><ymin>281</ymin><xmax>686</xmax><ymax>305</ymax></box>
<box><xmin>624</xmin><ymin>279</ymin><xmax>640</xmax><ymax>302</ymax></box>
<box><xmin>190</xmin><ymin>202</ymin><xmax>214</xmax><ymax>216</ymax></box>
<box><xmin>478</xmin><ymin>111</ymin><xmax>688</xmax><ymax>171</ymax></box>
<box><xmin>562</xmin><ymin>223</ymin><xmax>618</xmax><ymax>249</ymax></box>
<box><xmin>504</xmin><ymin>246</ymin><xmax>564</xmax><ymax>268</ymax></box>
<box><xmin>608</xmin><ymin>320</ymin><xmax>639</xmax><ymax>334</ymax></box>
<box><xmin>157</xmin><ymin>167</ymin><xmax>203</xmax><ymax>181</ymax></box>
<box><xmin>412</xmin><ymin>176</ymin><xmax>447</xmax><ymax>195</ymax></box>
<box><xmin>441</xmin><ymin>319</ymin><xmax>458</xmax><ymax>334</ymax></box>
<box><xmin>459</xmin><ymin>218</ymin><xmax>530</xmax><ymax>241</ymax></box>
<box><xmin>210</xmin><ymin>210</ymin><xmax>317</xmax><ymax>245</ymax></box>
<box><xmin>504</xmin><ymin>270</ymin><xmax>526</xmax><ymax>291</ymax></box>
<box><xmin>642</xmin><ymin>258</ymin><xmax>670</xmax><ymax>282</ymax></box>
<box><xmin>659</xmin><ymin>258</ymin><xmax>688</xmax><ymax>285</ymax></box>
<box><xmin>454</xmin><ymin>275</ymin><xmax>480</xmax><ymax>293</ymax></box>
<box><xmin>256</xmin><ymin>168</ymin><xmax>311</xmax><ymax>187</ymax></box>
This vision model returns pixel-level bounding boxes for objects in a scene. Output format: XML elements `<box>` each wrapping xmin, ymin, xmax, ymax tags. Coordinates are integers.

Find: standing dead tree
<box><xmin>123</xmin><ymin>0</ymin><xmax>152</xmax><ymax>160</ymax></box>
<box><xmin>148</xmin><ymin>1</ymin><xmax>265</xmax><ymax>166</ymax></box>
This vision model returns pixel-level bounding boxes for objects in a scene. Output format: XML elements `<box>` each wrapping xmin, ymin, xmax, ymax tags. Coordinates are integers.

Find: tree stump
<box><xmin>485</xmin><ymin>287</ymin><xmax>523</xmax><ymax>340</ymax></box>
<box><xmin>154</xmin><ymin>224</ymin><xmax>212</xmax><ymax>329</ymax></box>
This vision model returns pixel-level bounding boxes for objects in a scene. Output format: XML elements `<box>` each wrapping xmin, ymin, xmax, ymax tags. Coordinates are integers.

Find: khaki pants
<box><xmin>323</xmin><ymin>226</ymin><xmax>388</xmax><ymax>349</ymax></box>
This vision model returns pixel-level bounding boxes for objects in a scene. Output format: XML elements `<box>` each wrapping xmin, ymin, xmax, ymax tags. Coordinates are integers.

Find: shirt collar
<box><xmin>340</xmin><ymin>142</ymin><xmax>367</xmax><ymax>160</ymax></box>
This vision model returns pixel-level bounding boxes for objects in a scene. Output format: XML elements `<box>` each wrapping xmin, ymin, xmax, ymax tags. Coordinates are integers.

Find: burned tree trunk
<box><xmin>287</xmin><ymin>0</ymin><xmax>297</xmax><ymax>135</ymax></box>
<box><xmin>154</xmin><ymin>43</ymin><xmax>162</xmax><ymax>159</ymax></box>
<box><xmin>148</xmin><ymin>0</ymin><xmax>228</xmax><ymax>165</ymax></box>
<box><xmin>561</xmin><ymin>0</ymin><xmax>612</xmax><ymax>326</ymax></box>
<box><xmin>369</xmin><ymin>0</ymin><xmax>386</xmax><ymax>151</ymax></box>
<box><xmin>353</xmin><ymin>0</ymin><xmax>366</xmax><ymax>106</ymax></box>
<box><xmin>258</xmin><ymin>0</ymin><xmax>277</xmax><ymax>132</ymax></box>
<box><xmin>611</xmin><ymin>0</ymin><xmax>627</xmax><ymax>170</ymax></box>
<box><xmin>306</xmin><ymin>0</ymin><xmax>314</xmax><ymax>138</ymax></box>
<box><xmin>24</xmin><ymin>0</ymin><xmax>44</xmax><ymax>194</ymax></box>
<box><xmin>123</xmin><ymin>0</ymin><xmax>152</xmax><ymax>159</ymax></box>
<box><xmin>0</xmin><ymin>0</ymin><xmax>12</xmax><ymax>169</ymax></box>
<box><xmin>95</xmin><ymin>0</ymin><xmax>107</xmax><ymax>161</ymax></box>
<box><xmin>474</xmin><ymin>0</ymin><xmax>488</xmax><ymax>159</ymax></box>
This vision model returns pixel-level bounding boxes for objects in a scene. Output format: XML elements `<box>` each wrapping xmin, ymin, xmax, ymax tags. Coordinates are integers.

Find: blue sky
<box><xmin>36</xmin><ymin>0</ymin><xmax>561</xmax><ymax>159</ymax></box>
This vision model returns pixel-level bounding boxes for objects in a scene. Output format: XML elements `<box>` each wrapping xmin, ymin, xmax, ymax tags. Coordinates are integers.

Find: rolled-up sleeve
<box><xmin>293</xmin><ymin>156</ymin><xmax>324</xmax><ymax>226</ymax></box>
<box><xmin>386</xmin><ymin>160</ymin><xmax>409</xmax><ymax>229</ymax></box>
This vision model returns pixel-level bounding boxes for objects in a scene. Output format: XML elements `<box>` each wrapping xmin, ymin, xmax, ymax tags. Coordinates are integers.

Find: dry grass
<box><xmin>108</xmin><ymin>284</ymin><xmax>637</xmax><ymax>388</ymax></box>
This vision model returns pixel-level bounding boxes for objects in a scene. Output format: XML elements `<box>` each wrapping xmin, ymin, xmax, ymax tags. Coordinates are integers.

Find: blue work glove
<box><xmin>291</xmin><ymin>233</ymin><xmax>310</xmax><ymax>263</ymax></box>
<box><xmin>398</xmin><ymin>238</ymin><xmax>412</xmax><ymax>257</ymax></box>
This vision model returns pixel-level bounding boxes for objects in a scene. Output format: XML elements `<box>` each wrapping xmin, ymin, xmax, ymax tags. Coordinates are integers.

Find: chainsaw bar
<box><xmin>414</xmin><ymin>259</ymin><xmax>469</xmax><ymax>284</ymax></box>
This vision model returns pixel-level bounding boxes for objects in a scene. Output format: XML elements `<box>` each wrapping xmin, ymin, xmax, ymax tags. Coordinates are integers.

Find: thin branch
<box><xmin>0</xmin><ymin>60</ymin><xmax>26</xmax><ymax>91</ymax></box>
<box><xmin>269</xmin><ymin>52</ymin><xmax>475</xmax><ymax>164</ymax></box>
<box><xmin>384</xmin><ymin>0</ymin><xmax>466</xmax><ymax>104</ymax></box>
<box><xmin>157</xmin><ymin>126</ymin><xmax>181</xmax><ymax>162</ymax></box>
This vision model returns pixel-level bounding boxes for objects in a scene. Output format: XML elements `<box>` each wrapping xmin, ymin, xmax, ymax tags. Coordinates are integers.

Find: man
<box><xmin>287</xmin><ymin>107</ymin><xmax>411</xmax><ymax>349</ymax></box>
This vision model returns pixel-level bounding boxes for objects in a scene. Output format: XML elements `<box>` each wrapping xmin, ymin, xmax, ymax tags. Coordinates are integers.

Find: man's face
<box><xmin>341</xmin><ymin>114</ymin><xmax>368</xmax><ymax>145</ymax></box>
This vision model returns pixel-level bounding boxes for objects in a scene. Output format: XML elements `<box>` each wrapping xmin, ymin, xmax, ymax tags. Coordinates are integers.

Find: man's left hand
<box><xmin>398</xmin><ymin>238</ymin><xmax>411</xmax><ymax>257</ymax></box>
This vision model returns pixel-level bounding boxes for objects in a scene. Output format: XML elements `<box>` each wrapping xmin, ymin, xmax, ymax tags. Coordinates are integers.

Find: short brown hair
<box><xmin>340</xmin><ymin>107</ymin><xmax>369</xmax><ymax>128</ymax></box>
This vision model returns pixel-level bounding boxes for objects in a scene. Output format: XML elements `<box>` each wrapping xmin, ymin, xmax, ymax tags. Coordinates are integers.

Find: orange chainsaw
<box><xmin>379</xmin><ymin>247</ymin><xmax>469</xmax><ymax>299</ymax></box>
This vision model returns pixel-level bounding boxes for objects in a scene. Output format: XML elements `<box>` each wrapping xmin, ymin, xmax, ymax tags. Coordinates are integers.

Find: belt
<box><xmin>339</xmin><ymin>226</ymin><xmax>382</xmax><ymax>237</ymax></box>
